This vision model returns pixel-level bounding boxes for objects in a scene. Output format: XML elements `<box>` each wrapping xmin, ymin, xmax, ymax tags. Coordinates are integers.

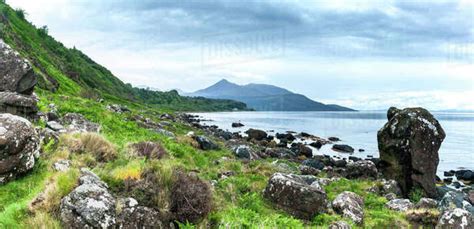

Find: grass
<box><xmin>1</xmin><ymin>2</ymin><xmax>412</xmax><ymax>228</ymax></box>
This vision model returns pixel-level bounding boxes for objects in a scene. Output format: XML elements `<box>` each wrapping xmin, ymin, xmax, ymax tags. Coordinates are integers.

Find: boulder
<box><xmin>0</xmin><ymin>92</ymin><xmax>38</xmax><ymax>117</ymax></box>
<box><xmin>231</xmin><ymin>122</ymin><xmax>244</xmax><ymax>128</ymax></box>
<box><xmin>265</xmin><ymin>147</ymin><xmax>297</xmax><ymax>159</ymax></box>
<box><xmin>332</xmin><ymin>191</ymin><xmax>364</xmax><ymax>225</ymax></box>
<box><xmin>233</xmin><ymin>145</ymin><xmax>253</xmax><ymax>159</ymax></box>
<box><xmin>276</xmin><ymin>133</ymin><xmax>296</xmax><ymax>141</ymax></box>
<box><xmin>438</xmin><ymin>191</ymin><xmax>474</xmax><ymax>214</ymax></box>
<box><xmin>60</xmin><ymin>113</ymin><xmax>100</xmax><ymax>133</ymax></box>
<box><xmin>46</xmin><ymin>121</ymin><xmax>65</xmax><ymax>132</ymax></box>
<box><xmin>385</xmin><ymin>199</ymin><xmax>414</xmax><ymax>212</ymax></box>
<box><xmin>416</xmin><ymin>198</ymin><xmax>438</xmax><ymax>209</ymax></box>
<box><xmin>263</xmin><ymin>173</ymin><xmax>328</xmax><ymax>220</ymax></box>
<box><xmin>194</xmin><ymin>135</ymin><xmax>219</xmax><ymax>150</ymax></box>
<box><xmin>245</xmin><ymin>128</ymin><xmax>267</xmax><ymax>141</ymax></box>
<box><xmin>436</xmin><ymin>208</ymin><xmax>473</xmax><ymax>229</ymax></box>
<box><xmin>302</xmin><ymin>159</ymin><xmax>325</xmax><ymax>170</ymax></box>
<box><xmin>379</xmin><ymin>179</ymin><xmax>403</xmax><ymax>196</ymax></box>
<box><xmin>290</xmin><ymin>143</ymin><xmax>313</xmax><ymax>158</ymax></box>
<box><xmin>329</xmin><ymin>221</ymin><xmax>352</xmax><ymax>229</ymax></box>
<box><xmin>60</xmin><ymin>169</ymin><xmax>116</xmax><ymax>228</ymax></box>
<box><xmin>106</xmin><ymin>104</ymin><xmax>130</xmax><ymax>113</ymax></box>
<box><xmin>299</xmin><ymin>165</ymin><xmax>320</xmax><ymax>176</ymax></box>
<box><xmin>329</xmin><ymin>137</ymin><xmax>341</xmax><ymax>142</ymax></box>
<box><xmin>345</xmin><ymin>160</ymin><xmax>378</xmax><ymax>179</ymax></box>
<box><xmin>0</xmin><ymin>39</ymin><xmax>37</xmax><ymax>95</ymax></box>
<box><xmin>332</xmin><ymin>144</ymin><xmax>354</xmax><ymax>153</ymax></box>
<box><xmin>116</xmin><ymin>198</ymin><xmax>166</xmax><ymax>229</ymax></box>
<box><xmin>155</xmin><ymin>128</ymin><xmax>175</xmax><ymax>138</ymax></box>
<box><xmin>309</xmin><ymin>141</ymin><xmax>323</xmax><ymax>149</ymax></box>
<box><xmin>378</xmin><ymin>107</ymin><xmax>445</xmax><ymax>198</ymax></box>
<box><xmin>0</xmin><ymin>113</ymin><xmax>40</xmax><ymax>184</ymax></box>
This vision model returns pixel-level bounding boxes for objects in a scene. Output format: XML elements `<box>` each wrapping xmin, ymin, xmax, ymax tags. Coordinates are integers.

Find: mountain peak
<box><xmin>215</xmin><ymin>79</ymin><xmax>233</xmax><ymax>85</ymax></box>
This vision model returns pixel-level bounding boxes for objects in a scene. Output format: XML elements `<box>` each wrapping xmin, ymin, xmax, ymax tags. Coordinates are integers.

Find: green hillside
<box><xmin>0</xmin><ymin>2</ymin><xmax>247</xmax><ymax>111</ymax></box>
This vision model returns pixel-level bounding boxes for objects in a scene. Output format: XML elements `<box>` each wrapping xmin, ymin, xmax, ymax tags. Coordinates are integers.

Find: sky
<box><xmin>7</xmin><ymin>0</ymin><xmax>474</xmax><ymax>110</ymax></box>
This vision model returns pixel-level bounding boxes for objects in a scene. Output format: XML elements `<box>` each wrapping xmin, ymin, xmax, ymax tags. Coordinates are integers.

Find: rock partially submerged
<box><xmin>332</xmin><ymin>144</ymin><xmax>354</xmax><ymax>153</ymax></box>
<box><xmin>0</xmin><ymin>113</ymin><xmax>40</xmax><ymax>184</ymax></box>
<box><xmin>378</xmin><ymin>107</ymin><xmax>445</xmax><ymax>198</ymax></box>
<box><xmin>263</xmin><ymin>173</ymin><xmax>328</xmax><ymax>220</ymax></box>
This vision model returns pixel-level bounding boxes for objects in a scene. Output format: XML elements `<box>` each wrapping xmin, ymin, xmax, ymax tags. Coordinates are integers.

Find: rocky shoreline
<box><xmin>181</xmin><ymin>108</ymin><xmax>474</xmax><ymax>227</ymax></box>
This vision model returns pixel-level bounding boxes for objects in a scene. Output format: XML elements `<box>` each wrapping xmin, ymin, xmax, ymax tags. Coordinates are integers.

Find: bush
<box><xmin>130</xmin><ymin>141</ymin><xmax>167</xmax><ymax>160</ymax></box>
<box><xmin>170</xmin><ymin>171</ymin><xmax>212</xmax><ymax>224</ymax></box>
<box><xmin>62</xmin><ymin>133</ymin><xmax>117</xmax><ymax>162</ymax></box>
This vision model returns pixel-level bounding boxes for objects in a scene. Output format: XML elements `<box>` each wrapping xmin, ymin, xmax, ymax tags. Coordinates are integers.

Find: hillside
<box><xmin>188</xmin><ymin>79</ymin><xmax>355</xmax><ymax>111</ymax></box>
<box><xmin>0</xmin><ymin>4</ymin><xmax>247</xmax><ymax>112</ymax></box>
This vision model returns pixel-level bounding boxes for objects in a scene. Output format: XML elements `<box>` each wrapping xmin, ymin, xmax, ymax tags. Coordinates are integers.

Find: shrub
<box><xmin>62</xmin><ymin>133</ymin><xmax>117</xmax><ymax>162</ymax></box>
<box><xmin>170</xmin><ymin>171</ymin><xmax>212</xmax><ymax>224</ymax></box>
<box><xmin>130</xmin><ymin>141</ymin><xmax>167</xmax><ymax>160</ymax></box>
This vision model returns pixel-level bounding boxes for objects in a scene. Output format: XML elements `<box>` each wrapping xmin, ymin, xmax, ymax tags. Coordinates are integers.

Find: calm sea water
<box><xmin>193</xmin><ymin>111</ymin><xmax>474</xmax><ymax>176</ymax></box>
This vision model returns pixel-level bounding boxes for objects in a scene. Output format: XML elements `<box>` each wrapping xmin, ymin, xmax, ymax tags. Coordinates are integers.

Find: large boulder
<box><xmin>332</xmin><ymin>191</ymin><xmax>364</xmax><ymax>225</ymax></box>
<box><xmin>194</xmin><ymin>135</ymin><xmax>219</xmax><ymax>151</ymax></box>
<box><xmin>0</xmin><ymin>92</ymin><xmax>38</xmax><ymax>117</ymax></box>
<box><xmin>345</xmin><ymin>160</ymin><xmax>378</xmax><ymax>179</ymax></box>
<box><xmin>60</xmin><ymin>169</ymin><xmax>116</xmax><ymax>228</ymax></box>
<box><xmin>0</xmin><ymin>39</ymin><xmax>39</xmax><ymax>118</ymax></box>
<box><xmin>245</xmin><ymin>128</ymin><xmax>267</xmax><ymax>141</ymax></box>
<box><xmin>263</xmin><ymin>173</ymin><xmax>328</xmax><ymax>220</ymax></box>
<box><xmin>436</xmin><ymin>208</ymin><xmax>473</xmax><ymax>229</ymax></box>
<box><xmin>0</xmin><ymin>113</ymin><xmax>40</xmax><ymax>184</ymax></box>
<box><xmin>438</xmin><ymin>191</ymin><xmax>474</xmax><ymax>215</ymax></box>
<box><xmin>0</xmin><ymin>39</ymin><xmax>37</xmax><ymax>95</ymax></box>
<box><xmin>377</xmin><ymin>107</ymin><xmax>445</xmax><ymax>198</ymax></box>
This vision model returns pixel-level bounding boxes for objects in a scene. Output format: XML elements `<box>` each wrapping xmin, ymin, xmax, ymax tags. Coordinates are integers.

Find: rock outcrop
<box><xmin>263</xmin><ymin>173</ymin><xmax>328</xmax><ymax>220</ymax></box>
<box><xmin>378</xmin><ymin>107</ymin><xmax>445</xmax><ymax>198</ymax></box>
<box><xmin>385</xmin><ymin>199</ymin><xmax>414</xmax><ymax>212</ymax></box>
<box><xmin>0</xmin><ymin>113</ymin><xmax>40</xmax><ymax>184</ymax></box>
<box><xmin>0</xmin><ymin>39</ymin><xmax>38</xmax><ymax>118</ymax></box>
<box><xmin>436</xmin><ymin>208</ymin><xmax>473</xmax><ymax>229</ymax></box>
<box><xmin>332</xmin><ymin>191</ymin><xmax>364</xmax><ymax>225</ymax></box>
<box><xmin>60</xmin><ymin>169</ymin><xmax>116</xmax><ymax>228</ymax></box>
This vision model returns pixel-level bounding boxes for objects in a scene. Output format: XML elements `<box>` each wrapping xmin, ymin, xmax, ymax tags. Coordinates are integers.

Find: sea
<box><xmin>192</xmin><ymin>111</ymin><xmax>474</xmax><ymax>177</ymax></box>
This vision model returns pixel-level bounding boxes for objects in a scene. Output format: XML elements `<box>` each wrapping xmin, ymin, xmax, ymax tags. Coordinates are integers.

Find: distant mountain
<box><xmin>187</xmin><ymin>79</ymin><xmax>355</xmax><ymax>111</ymax></box>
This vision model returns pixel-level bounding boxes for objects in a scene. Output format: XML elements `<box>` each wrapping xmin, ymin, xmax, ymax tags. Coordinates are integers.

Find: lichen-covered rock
<box><xmin>0</xmin><ymin>113</ymin><xmax>40</xmax><ymax>184</ymax></box>
<box><xmin>386</xmin><ymin>199</ymin><xmax>414</xmax><ymax>212</ymax></box>
<box><xmin>0</xmin><ymin>39</ymin><xmax>37</xmax><ymax>95</ymax></box>
<box><xmin>345</xmin><ymin>160</ymin><xmax>377</xmax><ymax>179</ymax></box>
<box><xmin>290</xmin><ymin>143</ymin><xmax>313</xmax><ymax>158</ymax></box>
<box><xmin>116</xmin><ymin>198</ymin><xmax>166</xmax><ymax>229</ymax></box>
<box><xmin>378</xmin><ymin>107</ymin><xmax>445</xmax><ymax>198</ymax></box>
<box><xmin>436</xmin><ymin>208</ymin><xmax>473</xmax><ymax>229</ymax></box>
<box><xmin>60</xmin><ymin>113</ymin><xmax>100</xmax><ymax>133</ymax></box>
<box><xmin>265</xmin><ymin>147</ymin><xmax>297</xmax><ymax>159</ymax></box>
<box><xmin>332</xmin><ymin>191</ymin><xmax>364</xmax><ymax>225</ymax></box>
<box><xmin>416</xmin><ymin>198</ymin><xmax>438</xmax><ymax>209</ymax></box>
<box><xmin>0</xmin><ymin>92</ymin><xmax>38</xmax><ymax>117</ymax></box>
<box><xmin>299</xmin><ymin>165</ymin><xmax>320</xmax><ymax>176</ymax></box>
<box><xmin>380</xmin><ymin>179</ymin><xmax>402</xmax><ymax>196</ymax></box>
<box><xmin>329</xmin><ymin>221</ymin><xmax>352</xmax><ymax>229</ymax></box>
<box><xmin>194</xmin><ymin>135</ymin><xmax>219</xmax><ymax>150</ymax></box>
<box><xmin>232</xmin><ymin>145</ymin><xmax>254</xmax><ymax>159</ymax></box>
<box><xmin>263</xmin><ymin>173</ymin><xmax>328</xmax><ymax>220</ymax></box>
<box><xmin>60</xmin><ymin>169</ymin><xmax>116</xmax><ymax>228</ymax></box>
<box><xmin>46</xmin><ymin>120</ymin><xmax>65</xmax><ymax>132</ymax></box>
<box><xmin>52</xmin><ymin>159</ymin><xmax>71</xmax><ymax>172</ymax></box>
<box><xmin>438</xmin><ymin>191</ymin><xmax>474</xmax><ymax>215</ymax></box>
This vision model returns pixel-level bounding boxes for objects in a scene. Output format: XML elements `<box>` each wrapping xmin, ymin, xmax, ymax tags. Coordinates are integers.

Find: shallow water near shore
<box><xmin>193</xmin><ymin>111</ymin><xmax>474</xmax><ymax>177</ymax></box>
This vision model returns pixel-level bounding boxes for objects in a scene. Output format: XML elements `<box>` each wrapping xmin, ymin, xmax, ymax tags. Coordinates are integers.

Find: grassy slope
<box><xmin>0</xmin><ymin>2</ymin><xmax>248</xmax><ymax>112</ymax></box>
<box><xmin>0</xmin><ymin>2</ymin><xmax>409</xmax><ymax>228</ymax></box>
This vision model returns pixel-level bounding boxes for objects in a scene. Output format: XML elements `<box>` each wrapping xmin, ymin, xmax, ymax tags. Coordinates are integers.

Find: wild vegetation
<box><xmin>1</xmin><ymin>2</ymin><xmax>461</xmax><ymax>228</ymax></box>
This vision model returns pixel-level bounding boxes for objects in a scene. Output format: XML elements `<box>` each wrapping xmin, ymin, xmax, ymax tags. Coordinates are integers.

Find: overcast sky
<box><xmin>7</xmin><ymin>0</ymin><xmax>474</xmax><ymax>110</ymax></box>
